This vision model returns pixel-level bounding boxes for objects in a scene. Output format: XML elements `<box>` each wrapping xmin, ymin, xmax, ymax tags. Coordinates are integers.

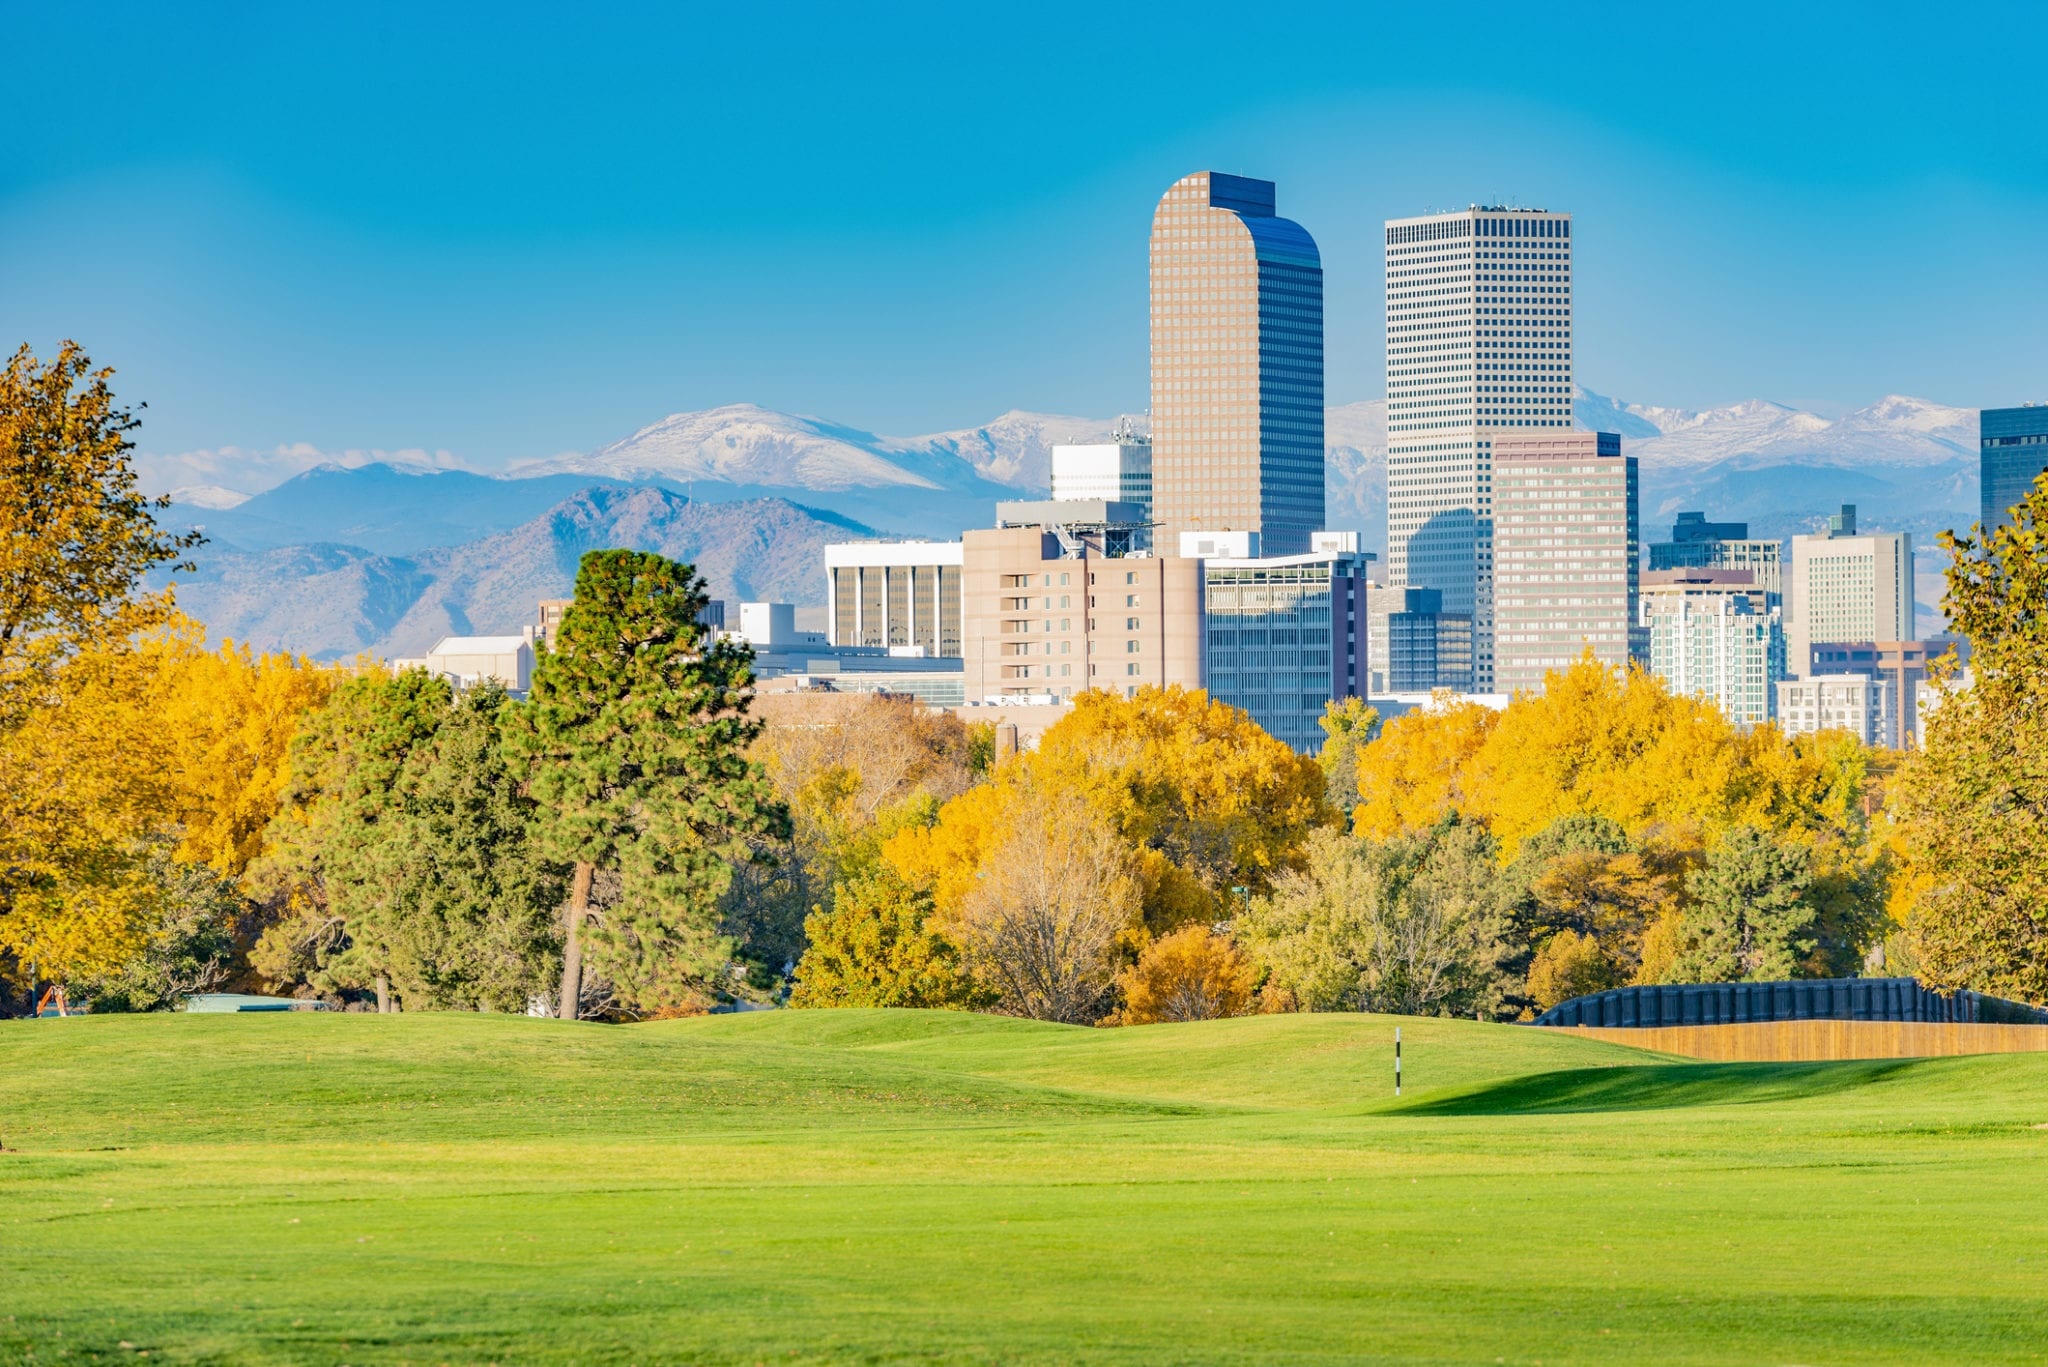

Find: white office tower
<box><xmin>1385</xmin><ymin>206</ymin><xmax>1574</xmax><ymax>691</ymax></box>
<box><xmin>1640</xmin><ymin>571</ymin><xmax>1786</xmax><ymax>729</ymax></box>
<box><xmin>1785</xmin><ymin>505</ymin><xmax>1913</xmax><ymax>675</ymax></box>
<box><xmin>1050</xmin><ymin>422</ymin><xmax>1152</xmax><ymax>514</ymax></box>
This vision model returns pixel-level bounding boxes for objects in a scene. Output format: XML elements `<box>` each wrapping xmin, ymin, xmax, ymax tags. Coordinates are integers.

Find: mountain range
<box><xmin>164</xmin><ymin>390</ymin><xmax>1982</xmax><ymax>658</ymax></box>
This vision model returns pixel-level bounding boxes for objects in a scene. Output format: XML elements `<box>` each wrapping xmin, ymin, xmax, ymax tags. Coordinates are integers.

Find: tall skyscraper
<box><xmin>1149</xmin><ymin>172</ymin><xmax>1324</xmax><ymax>556</ymax></box>
<box><xmin>1981</xmin><ymin>404</ymin><xmax>2048</xmax><ymax>535</ymax></box>
<box><xmin>1785</xmin><ymin>505</ymin><xmax>1913</xmax><ymax>674</ymax></box>
<box><xmin>1490</xmin><ymin>430</ymin><xmax>1636</xmax><ymax>694</ymax></box>
<box><xmin>1385</xmin><ymin>206</ymin><xmax>1574</xmax><ymax>690</ymax></box>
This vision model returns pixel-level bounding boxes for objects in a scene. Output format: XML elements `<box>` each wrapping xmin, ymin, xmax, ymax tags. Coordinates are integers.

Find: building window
<box><xmin>1126</xmin><ymin>663</ymin><xmax>1141</xmax><ymax>676</ymax></box>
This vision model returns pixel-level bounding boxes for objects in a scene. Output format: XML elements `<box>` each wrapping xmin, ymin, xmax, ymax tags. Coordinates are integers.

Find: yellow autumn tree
<box><xmin>1351</xmin><ymin>696</ymin><xmax>1498</xmax><ymax>838</ymax></box>
<box><xmin>1460</xmin><ymin>657</ymin><xmax>1743</xmax><ymax>858</ymax></box>
<box><xmin>885</xmin><ymin>686</ymin><xmax>1333</xmax><ymax>937</ymax></box>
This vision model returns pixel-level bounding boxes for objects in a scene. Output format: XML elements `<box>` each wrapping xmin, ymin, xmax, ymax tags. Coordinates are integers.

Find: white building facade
<box><xmin>1786</xmin><ymin>506</ymin><xmax>1912</xmax><ymax>675</ymax></box>
<box><xmin>824</xmin><ymin>541</ymin><xmax>964</xmax><ymax>657</ymax></box>
<box><xmin>1640</xmin><ymin>573</ymin><xmax>1786</xmax><ymax>729</ymax></box>
<box><xmin>1384</xmin><ymin>206</ymin><xmax>1576</xmax><ymax>691</ymax></box>
<box><xmin>1050</xmin><ymin>435</ymin><xmax>1152</xmax><ymax>514</ymax></box>
<box><xmin>1776</xmin><ymin>674</ymin><xmax>1892</xmax><ymax>746</ymax></box>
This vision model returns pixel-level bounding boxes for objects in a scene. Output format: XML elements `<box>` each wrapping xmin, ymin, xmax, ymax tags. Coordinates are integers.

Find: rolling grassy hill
<box><xmin>5</xmin><ymin>1010</ymin><xmax>2047</xmax><ymax>1364</ymax></box>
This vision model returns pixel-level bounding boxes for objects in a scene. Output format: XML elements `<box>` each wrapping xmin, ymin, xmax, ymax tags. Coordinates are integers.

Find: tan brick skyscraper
<box><xmin>1148</xmin><ymin>172</ymin><xmax>1323</xmax><ymax>556</ymax></box>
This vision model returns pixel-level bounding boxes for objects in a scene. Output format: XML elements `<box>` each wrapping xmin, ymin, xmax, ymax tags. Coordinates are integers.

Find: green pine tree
<box><xmin>505</xmin><ymin>550</ymin><xmax>789</xmax><ymax>1018</ymax></box>
<box><xmin>1672</xmin><ymin>826</ymin><xmax>1815</xmax><ymax>983</ymax></box>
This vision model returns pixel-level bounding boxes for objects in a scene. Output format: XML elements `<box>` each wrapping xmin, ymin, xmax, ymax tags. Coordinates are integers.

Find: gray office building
<box><xmin>1981</xmin><ymin>405</ymin><xmax>2048</xmax><ymax>535</ymax></box>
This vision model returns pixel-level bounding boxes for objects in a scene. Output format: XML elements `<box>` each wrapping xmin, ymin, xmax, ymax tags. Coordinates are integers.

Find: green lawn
<box><xmin>4</xmin><ymin>1010</ymin><xmax>2046</xmax><ymax>1365</ymax></box>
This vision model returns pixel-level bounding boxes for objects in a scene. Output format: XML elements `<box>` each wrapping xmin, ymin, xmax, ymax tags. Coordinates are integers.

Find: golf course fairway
<box><xmin>5</xmin><ymin>1009</ymin><xmax>2046</xmax><ymax>1364</ymax></box>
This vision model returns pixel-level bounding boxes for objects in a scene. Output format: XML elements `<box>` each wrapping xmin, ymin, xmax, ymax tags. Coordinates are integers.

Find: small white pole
<box><xmin>1395</xmin><ymin>1026</ymin><xmax>1402</xmax><ymax>1097</ymax></box>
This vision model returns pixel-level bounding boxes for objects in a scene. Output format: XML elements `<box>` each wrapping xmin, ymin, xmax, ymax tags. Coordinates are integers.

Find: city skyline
<box><xmin>4</xmin><ymin>4</ymin><xmax>2044</xmax><ymax>470</ymax></box>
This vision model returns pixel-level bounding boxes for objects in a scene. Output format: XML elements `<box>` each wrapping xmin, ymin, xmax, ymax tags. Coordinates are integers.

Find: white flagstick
<box><xmin>1395</xmin><ymin>1026</ymin><xmax>1402</xmax><ymax>1098</ymax></box>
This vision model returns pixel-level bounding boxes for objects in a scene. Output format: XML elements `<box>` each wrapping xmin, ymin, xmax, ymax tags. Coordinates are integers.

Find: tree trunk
<box><xmin>558</xmin><ymin>861</ymin><xmax>593</xmax><ymax>1021</ymax></box>
<box><xmin>374</xmin><ymin>974</ymin><xmax>391</xmax><ymax>1014</ymax></box>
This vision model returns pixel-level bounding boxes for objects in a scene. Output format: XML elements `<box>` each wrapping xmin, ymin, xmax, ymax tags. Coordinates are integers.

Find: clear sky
<box><xmin>4</xmin><ymin>1</ymin><xmax>2044</xmax><ymax>478</ymax></box>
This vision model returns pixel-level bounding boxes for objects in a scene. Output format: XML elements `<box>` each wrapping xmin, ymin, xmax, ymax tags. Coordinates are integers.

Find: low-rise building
<box><xmin>824</xmin><ymin>541</ymin><xmax>963</xmax><ymax>657</ymax></box>
<box><xmin>1775</xmin><ymin>673</ymin><xmax>1891</xmax><ymax>746</ymax></box>
<box><xmin>391</xmin><ymin>634</ymin><xmax>535</xmax><ymax>693</ymax></box>
<box><xmin>1372</xmin><ymin>586</ymin><xmax>1474</xmax><ymax>695</ymax></box>
<box><xmin>1806</xmin><ymin>637</ymin><xmax>1969</xmax><ymax>748</ymax></box>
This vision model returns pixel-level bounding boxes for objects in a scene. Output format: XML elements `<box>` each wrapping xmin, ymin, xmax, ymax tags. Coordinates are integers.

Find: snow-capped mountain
<box><xmin>164</xmin><ymin>484</ymin><xmax>251</xmax><ymax>510</ymax></box>
<box><xmin>510</xmin><ymin>402</ymin><xmax>1120</xmax><ymax>495</ymax></box>
<box><xmin>1572</xmin><ymin>390</ymin><xmax>1975</xmax><ymax>470</ymax></box>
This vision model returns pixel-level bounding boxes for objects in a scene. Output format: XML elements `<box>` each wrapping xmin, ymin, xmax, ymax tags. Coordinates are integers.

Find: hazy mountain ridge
<box><xmin>173</xmin><ymin>487</ymin><xmax>876</xmax><ymax>660</ymax></box>
<box><xmin>165</xmin><ymin>390</ymin><xmax>1985</xmax><ymax>657</ymax></box>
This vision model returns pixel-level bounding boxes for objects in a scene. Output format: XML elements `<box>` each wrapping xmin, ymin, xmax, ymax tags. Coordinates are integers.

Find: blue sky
<box><xmin>4</xmin><ymin>1</ymin><xmax>2044</xmax><ymax>481</ymax></box>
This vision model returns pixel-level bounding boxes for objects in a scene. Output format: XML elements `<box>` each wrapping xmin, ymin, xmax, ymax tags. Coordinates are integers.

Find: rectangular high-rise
<box><xmin>1150</xmin><ymin>172</ymin><xmax>1324</xmax><ymax>556</ymax></box>
<box><xmin>1385</xmin><ymin>206</ymin><xmax>1575</xmax><ymax>690</ymax></box>
<box><xmin>1490</xmin><ymin>431</ymin><xmax>1636</xmax><ymax>694</ymax></box>
<box><xmin>1193</xmin><ymin>531</ymin><xmax>1372</xmax><ymax>753</ymax></box>
<box><xmin>1981</xmin><ymin>404</ymin><xmax>2048</xmax><ymax>535</ymax></box>
<box><xmin>1785</xmin><ymin>505</ymin><xmax>1913</xmax><ymax>675</ymax></box>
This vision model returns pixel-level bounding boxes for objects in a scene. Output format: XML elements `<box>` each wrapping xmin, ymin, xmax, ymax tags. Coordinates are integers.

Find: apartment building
<box><xmin>1640</xmin><ymin>569</ymin><xmax>1785</xmax><ymax>729</ymax></box>
<box><xmin>960</xmin><ymin>524</ymin><xmax>1202</xmax><ymax>704</ymax></box>
<box><xmin>1776</xmin><ymin>674</ymin><xmax>1892</xmax><ymax>747</ymax></box>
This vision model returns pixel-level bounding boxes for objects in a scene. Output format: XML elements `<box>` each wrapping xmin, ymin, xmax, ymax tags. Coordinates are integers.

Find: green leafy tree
<box><xmin>72</xmin><ymin>843</ymin><xmax>245</xmax><ymax>1012</ymax></box>
<box><xmin>790</xmin><ymin>866</ymin><xmax>985</xmax><ymax>1009</ymax></box>
<box><xmin>1893</xmin><ymin>471</ymin><xmax>2048</xmax><ymax>1002</ymax></box>
<box><xmin>251</xmin><ymin>669</ymin><xmax>452</xmax><ymax>1009</ymax></box>
<box><xmin>1670</xmin><ymin>826</ymin><xmax>1815</xmax><ymax>982</ymax></box>
<box><xmin>1241</xmin><ymin>820</ymin><xmax>1511</xmax><ymax>1018</ymax></box>
<box><xmin>371</xmin><ymin>682</ymin><xmax>565</xmax><ymax>1010</ymax></box>
<box><xmin>505</xmin><ymin>551</ymin><xmax>789</xmax><ymax>1018</ymax></box>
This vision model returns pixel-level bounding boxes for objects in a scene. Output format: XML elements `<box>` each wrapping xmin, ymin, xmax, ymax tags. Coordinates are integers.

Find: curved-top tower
<box><xmin>1148</xmin><ymin>172</ymin><xmax>1323</xmax><ymax>556</ymax></box>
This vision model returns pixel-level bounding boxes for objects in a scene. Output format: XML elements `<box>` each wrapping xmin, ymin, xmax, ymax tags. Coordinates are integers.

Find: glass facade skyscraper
<box><xmin>1384</xmin><ymin>207</ymin><xmax>1574</xmax><ymax>690</ymax></box>
<box><xmin>1981</xmin><ymin>404</ymin><xmax>2048</xmax><ymax>536</ymax></box>
<box><xmin>1149</xmin><ymin>172</ymin><xmax>1324</xmax><ymax>556</ymax></box>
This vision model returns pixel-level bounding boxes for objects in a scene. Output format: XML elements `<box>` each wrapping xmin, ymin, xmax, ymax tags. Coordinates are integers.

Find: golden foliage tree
<box><xmin>1351</xmin><ymin>698</ymin><xmax>1497</xmax><ymax>838</ymax></box>
<box><xmin>1112</xmin><ymin>923</ymin><xmax>1255</xmax><ymax>1025</ymax></box>
<box><xmin>789</xmin><ymin>865</ymin><xmax>985</xmax><ymax>1010</ymax></box>
<box><xmin>1892</xmin><ymin>472</ymin><xmax>2048</xmax><ymax>1002</ymax></box>
<box><xmin>949</xmin><ymin>780</ymin><xmax>1141</xmax><ymax>1023</ymax></box>
<box><xmin>0</xmin><ymin>342</ymin><xmax>199</xmax><ymax>729</ymax></box>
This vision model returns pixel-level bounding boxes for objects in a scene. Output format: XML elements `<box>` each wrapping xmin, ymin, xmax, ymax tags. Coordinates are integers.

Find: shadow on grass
<box><xmin>1393</xmin><ymin>1059</ymin><xmax>1923</xmax><ymax>1115</ymax></box>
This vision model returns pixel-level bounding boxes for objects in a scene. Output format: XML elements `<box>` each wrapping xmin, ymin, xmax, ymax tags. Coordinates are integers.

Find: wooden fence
<box><xmin>1541</xmin><ymin>1020</ymin><xmax>2048</xmax><ymax>1062</ymax></box>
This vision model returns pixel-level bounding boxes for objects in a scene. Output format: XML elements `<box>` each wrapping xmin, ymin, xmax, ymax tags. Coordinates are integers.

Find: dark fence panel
<box><xmin>1531</xmin><ymin>977</ymin><xmax>2048</xmax><ymax>1029</ymax></box>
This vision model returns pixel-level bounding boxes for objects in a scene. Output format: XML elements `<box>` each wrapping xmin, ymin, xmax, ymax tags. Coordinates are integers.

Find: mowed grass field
<box><xmin>5</xmin><ymin>1010</ymin><xmax>2048</xmax><ymax>1365</ymax></box>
